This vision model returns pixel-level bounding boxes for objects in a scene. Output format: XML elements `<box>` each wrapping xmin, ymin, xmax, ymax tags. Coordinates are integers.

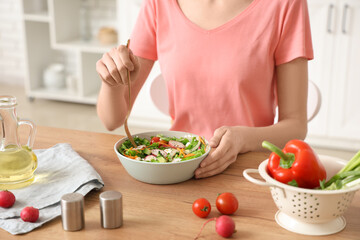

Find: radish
<box><xmin>21</xmin><ymin>206</ymin><xmax>39</xmax><ymax>222</ymax></box>
<box><xmin>169</xmin><ymin>140</ymin><xmax>185</xmax><ymax>149</ymax></box>
<box><xmin>215</xmin><ymin>215</ymin><xmax>236</xmax><ymax>237</ymax></box>
<box><xmin>194</xmin><ymin>215</ymin><xmax>235</xmax><ymax>239</ymax></box>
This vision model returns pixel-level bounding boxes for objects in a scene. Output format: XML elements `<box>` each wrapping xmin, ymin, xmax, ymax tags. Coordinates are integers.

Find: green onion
<box><xmin>321</xmin><ymin>150</ymin><xmax>360</xmax><ymax>190</ymax></box>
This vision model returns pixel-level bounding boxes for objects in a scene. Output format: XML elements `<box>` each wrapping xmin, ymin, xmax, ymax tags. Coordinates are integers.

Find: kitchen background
<box><xmin>0</xmin><ymin>0</ymin><xmax>359</xmax><ymax>159</ymax></box>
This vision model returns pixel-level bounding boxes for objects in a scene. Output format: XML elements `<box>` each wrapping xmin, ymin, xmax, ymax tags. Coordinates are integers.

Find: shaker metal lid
<box><xmin>61</xmin><ymin>192</ymin><xmax>84</xmax><ymax>206</ymax></box>
<box><xmin>100</xmin><ymin>190</ymin><xmax>122</xmax><ymax>201</ymax></box>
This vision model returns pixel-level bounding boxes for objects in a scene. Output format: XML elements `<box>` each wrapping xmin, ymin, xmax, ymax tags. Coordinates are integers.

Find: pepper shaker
<box><xmin>100</xmin><ymin>191</ymin><xmax>123</xmax><ymax>229</ymax></box>
<box><xmin>60</xmin><ymin>193</ymin><xmax>85</xmax><ymax>231</ymax></box>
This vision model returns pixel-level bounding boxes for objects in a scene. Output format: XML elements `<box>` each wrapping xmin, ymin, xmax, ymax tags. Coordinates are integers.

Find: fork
<box><xmin>124</xmin><ymin>39</ymin><xmax>137</xmax><ymax>148</ymax></box>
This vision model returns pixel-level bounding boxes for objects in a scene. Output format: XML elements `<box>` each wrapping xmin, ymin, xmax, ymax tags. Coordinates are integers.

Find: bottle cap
<box><xmin>60</xmin><ymin>193</ymin><xmax>85</xmax><ymax>231</ymax></box>
<box><xmin>100</xmin><ymin>191</ymin><xmax>123</xmax><ymax>229</ymax></box>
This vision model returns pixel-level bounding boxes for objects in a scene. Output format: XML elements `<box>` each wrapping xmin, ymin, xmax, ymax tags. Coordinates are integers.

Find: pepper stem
<box><xmin>262</xmin><ymin>141</ymin><xmax>292</xmax><ymax>161</ymax></box>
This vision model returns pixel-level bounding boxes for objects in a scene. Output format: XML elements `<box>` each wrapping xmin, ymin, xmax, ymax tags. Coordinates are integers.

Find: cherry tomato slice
<box><xmin>150</xmin><ymin>137</ymin><xmax>161</xmax><ymax>144</ymax></box>
<box><xmin>216</xmin><ymin>192</ymin><xmax>238</xmax><ymax>215</ymax></box>
<box><xmin>192</xmin><ymin>198</ymin><xmax>211</xmax><ymax>218</ymax></box>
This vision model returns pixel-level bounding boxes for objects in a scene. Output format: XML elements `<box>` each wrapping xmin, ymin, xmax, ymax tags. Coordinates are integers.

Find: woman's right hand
<box><xmin>96</xmin><ymin>45</ymin><xmax>140</xmax><ymax>86</ymax></box>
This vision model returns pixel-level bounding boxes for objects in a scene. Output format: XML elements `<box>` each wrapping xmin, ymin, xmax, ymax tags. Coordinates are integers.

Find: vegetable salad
<box><xmin>118</xmin><ymin>134</ymin><xmax>208</xmax><ymax>163</ymax></box>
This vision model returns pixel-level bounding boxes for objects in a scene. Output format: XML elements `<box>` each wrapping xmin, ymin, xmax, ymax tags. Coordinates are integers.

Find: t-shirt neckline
<box><xmin>173</xmin><ymin>0</ymin><xmax>260</xmax><ymax>34</ymax></box>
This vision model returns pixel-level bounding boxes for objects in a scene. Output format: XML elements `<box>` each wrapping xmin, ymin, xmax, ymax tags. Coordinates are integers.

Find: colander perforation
<box><xmin>270</xmin><ymin>189</ymin><xmax>323</xmax><ymax>220</ymax></box>
<box><xmin>271</xmin><ymin>189</ymin><xmax>283</xmax><ymax>210</ymax></box>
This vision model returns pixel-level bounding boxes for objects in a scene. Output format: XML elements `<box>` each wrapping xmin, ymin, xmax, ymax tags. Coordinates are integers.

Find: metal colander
<box><xmin>243</xmin><ymin>155</ymin><xmax>360</xmax><ymax>236</ymax></box>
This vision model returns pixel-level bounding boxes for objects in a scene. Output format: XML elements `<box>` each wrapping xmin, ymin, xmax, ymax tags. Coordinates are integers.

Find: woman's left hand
<box><xmin>195</xmin><ymin>126</ymin><xmax>244</xmax><ymax>178</ymax></box>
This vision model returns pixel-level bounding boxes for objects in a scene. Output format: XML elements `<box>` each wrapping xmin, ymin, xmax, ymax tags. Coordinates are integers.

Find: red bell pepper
<box><xmin>262</xmin><ymin>139</ymin><xmax>326</xmax><ymax>189</ymax></box>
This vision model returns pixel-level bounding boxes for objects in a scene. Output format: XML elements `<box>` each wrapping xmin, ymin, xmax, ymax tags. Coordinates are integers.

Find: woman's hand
<box><xmin>96</xmin><ymin>45</ymin><xmax>140</xmax><ymax>86</ymax></box>
<box><xmin>195</xmin><ymin>126</ymin><xmax>245</xmax><ymax>179</ymax></box>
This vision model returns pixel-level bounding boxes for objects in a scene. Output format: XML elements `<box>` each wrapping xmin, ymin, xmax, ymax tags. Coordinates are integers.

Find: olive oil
<box><xmin>1</xmin><ymin>95</ymin><xmax>38</xmax><ymax>189</ymax></box>
<box><xmin>0</xmin><ymin>146</ymin><xmax>37</xmax><ymax>189</ymax></box>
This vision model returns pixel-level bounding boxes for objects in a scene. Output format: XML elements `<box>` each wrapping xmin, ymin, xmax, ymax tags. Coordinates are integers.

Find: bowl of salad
<box><xmin>114</xmin><ymin>131</ymin><xmax>211</xmax><ymax>184</ymax></box>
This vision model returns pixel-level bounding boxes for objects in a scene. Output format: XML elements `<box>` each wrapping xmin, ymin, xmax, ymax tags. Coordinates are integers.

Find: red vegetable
<box><xmin>216</xmin><ymin>215</ymin><xmax>236</xmax><ymax>238</ymax></box>
<box><xmin>216</xmin><ymin>193</ymin><xmax>238</xmax><ymax>215</ymax></box>
<box><xmin>195</xmin><ymin>215</ymin><xmax>235</xmax><ymax>239</ymax></box>
<box><xmin>192</xmin><ymin>198</ymin><xmax>211</xmax><ymax>218</ymax></box>
<box><xmin>150</xmin><ymin>136</ymin><xmax>160</xmax><ymax>144</ymax></box>
<box><xmin>263</xmin><ymin>140</ymin><xmax>327</xmax><ymax>189</ymax></box>
<box><xmin>0</xmin><ymin>190</ymin><xmax>16</xmax><ymax>208</ymax></box>
<box><xmin>21</xmin><ymin>206</ymin><xmax>39</xmax><ymax>222</ymax></box>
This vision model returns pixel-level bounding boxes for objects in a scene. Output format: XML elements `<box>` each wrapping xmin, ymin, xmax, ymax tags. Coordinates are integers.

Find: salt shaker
<box><xmin>100</xmin><ymin>191</ymin><xmax>123</xmax><ymax>229</ymax></box>
<box><xmin>60</xmin><ymin>193</ymin><xmax>85</xmax><ymax>231</ymax></box>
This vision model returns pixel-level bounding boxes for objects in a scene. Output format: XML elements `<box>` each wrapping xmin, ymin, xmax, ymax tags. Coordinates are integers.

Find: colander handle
<box><xmin>243</xmin><ymin>169</ymin><xmax>274</xmax><ymax>187</ymax></box>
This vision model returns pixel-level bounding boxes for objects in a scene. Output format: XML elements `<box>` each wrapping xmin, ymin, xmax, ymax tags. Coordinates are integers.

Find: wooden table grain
<box><xmin>1</xmin><ymin>126</ymin><xmax>359</xmax><ymax>239</ymax></box>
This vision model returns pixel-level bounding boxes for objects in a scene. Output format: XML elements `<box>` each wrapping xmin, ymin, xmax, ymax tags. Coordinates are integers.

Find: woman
<box><xmin>96</xmin><ymin>0</ymin><xmax>313</xmax><ymax>179</ymax></box>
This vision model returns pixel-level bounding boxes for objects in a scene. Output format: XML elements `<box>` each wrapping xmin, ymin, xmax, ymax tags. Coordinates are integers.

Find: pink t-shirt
<box><xmin>130</xmin><ymin>0</ymin><xmax>314</xmax><ymax>140</ymax></box>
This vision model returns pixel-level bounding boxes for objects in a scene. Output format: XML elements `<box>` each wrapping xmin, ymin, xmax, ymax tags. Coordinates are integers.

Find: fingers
<box><xmin>203</xmin><ymin>127</ymin><xmax>230</xmax><ymax>168</ymax></box>
<box><xmin>96</xmin><ymin>45</ymin><xmax>138</xmax><ymax>86</ymax></box>
<box><xmin>209</xmin><ymin>126</ymin><xmax>227</xmax><ymax>147</ymax></box>
<box><xmin>118</xmin><ymin>45</ymin><xmax>135</xmax><ymax>71</ymax></box>
<box><xmin>96</xmin><ymin>59</ymin><xmax>116</xmax><ymax>86</ymax></box>
<box><xmin>200</xmin><ymin>141</ymin><xmax>230</xmax><ymax>168</ymax></box>
<box><xmin>195</xmin><ymin>126</ymin><xmax>237</xmax><ymax>179</ymax></box>
<box><xmin>129</xmin><ymin>50</ymin><xmax>140</xmax><ymax>72</ymax></box>
<box><xmin>195</xmin><ymin>145</ymin><xmax>233</xmax><ymax>178</ymax></box>
<box><xmin>195</xmin><ymin>153</ymin><xmax>236</xmax><ymax>179</ymax></box>
<box><xmin>102</xmin><ymin>52</ymin><xmax>122</xmax><ymax>84</ymax></box>
<box><xmin>109</xmin><ymin>48</ymin><xmax>127</xmax><ymax>84</ymax></box>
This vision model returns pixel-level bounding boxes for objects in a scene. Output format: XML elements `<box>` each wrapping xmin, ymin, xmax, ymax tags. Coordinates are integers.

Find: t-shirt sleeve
<box><xmin>274</xmin><ymin>0</ymin><xmax>314</xmax><ymax>65</ymax></box>
<box><xmin>130</xmin><ymin>0</ymin><xmax>158</xmax><ymax>61</ymax></box>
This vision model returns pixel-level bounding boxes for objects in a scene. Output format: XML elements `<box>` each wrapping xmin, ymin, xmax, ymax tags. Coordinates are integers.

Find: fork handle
<box><xmin>124</xmin><ymin>39</ymin><xmax>137</xmax><ymax>148</ymax></box>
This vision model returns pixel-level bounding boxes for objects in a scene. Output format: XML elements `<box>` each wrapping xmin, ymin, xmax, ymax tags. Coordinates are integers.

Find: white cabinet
<box><xmin>20</xmin><ymin>0</ymin><xmax>171</xmax><ymax>129</ymax></box>
<box><xmin>307</xmin><ymin>0</ymin><xmax>360</xmax><ymax>150</ymax></box>
<box><xmin>20</xmin><ymin>0</ymin><xmax>118</xmax><ymax>104</ymax></box>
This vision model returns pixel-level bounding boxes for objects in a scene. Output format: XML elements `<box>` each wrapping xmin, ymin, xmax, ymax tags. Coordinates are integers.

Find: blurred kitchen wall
<box><xmin>0</xmin><ymin>0</ymin><xmax>119</xmax><ymax>86</ymax></box>
<box><xmin>0</xmin><ymin>0</ymin><xmax>25</xmax><ymax>85</ymax></box>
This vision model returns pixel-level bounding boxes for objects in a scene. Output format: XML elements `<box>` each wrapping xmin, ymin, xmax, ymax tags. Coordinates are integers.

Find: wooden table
<box><xmin>1</xmin><ymin>126</ymin><xmax>359</xmax><ymax>239</ymax></box>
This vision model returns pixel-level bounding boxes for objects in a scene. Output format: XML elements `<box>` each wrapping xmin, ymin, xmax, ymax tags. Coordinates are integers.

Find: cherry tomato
<box><xmin>150</xmin><ymin>137</ymin><xmax>161</xmax><ymax>144</ymax></box>
<box><xmin>216</xmin><ymin>192</ymin><xmax>238</xmax><ymax>215</ymax></box>
<box><xmin>192</xmin><ymin>198</ymin><xmax>211</xmax><ymax>218</ymax></box>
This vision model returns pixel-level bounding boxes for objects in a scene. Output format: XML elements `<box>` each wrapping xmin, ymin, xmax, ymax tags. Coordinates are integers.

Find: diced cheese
<box><xmin>172</xmin><ymin>158</ymin><xmax>182</xmax><ymax>163</ymax></box>
<box><xmin>164</xmin><ymin>149</ymin><xmax>172</xmax><ymax>154</ymax></box>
